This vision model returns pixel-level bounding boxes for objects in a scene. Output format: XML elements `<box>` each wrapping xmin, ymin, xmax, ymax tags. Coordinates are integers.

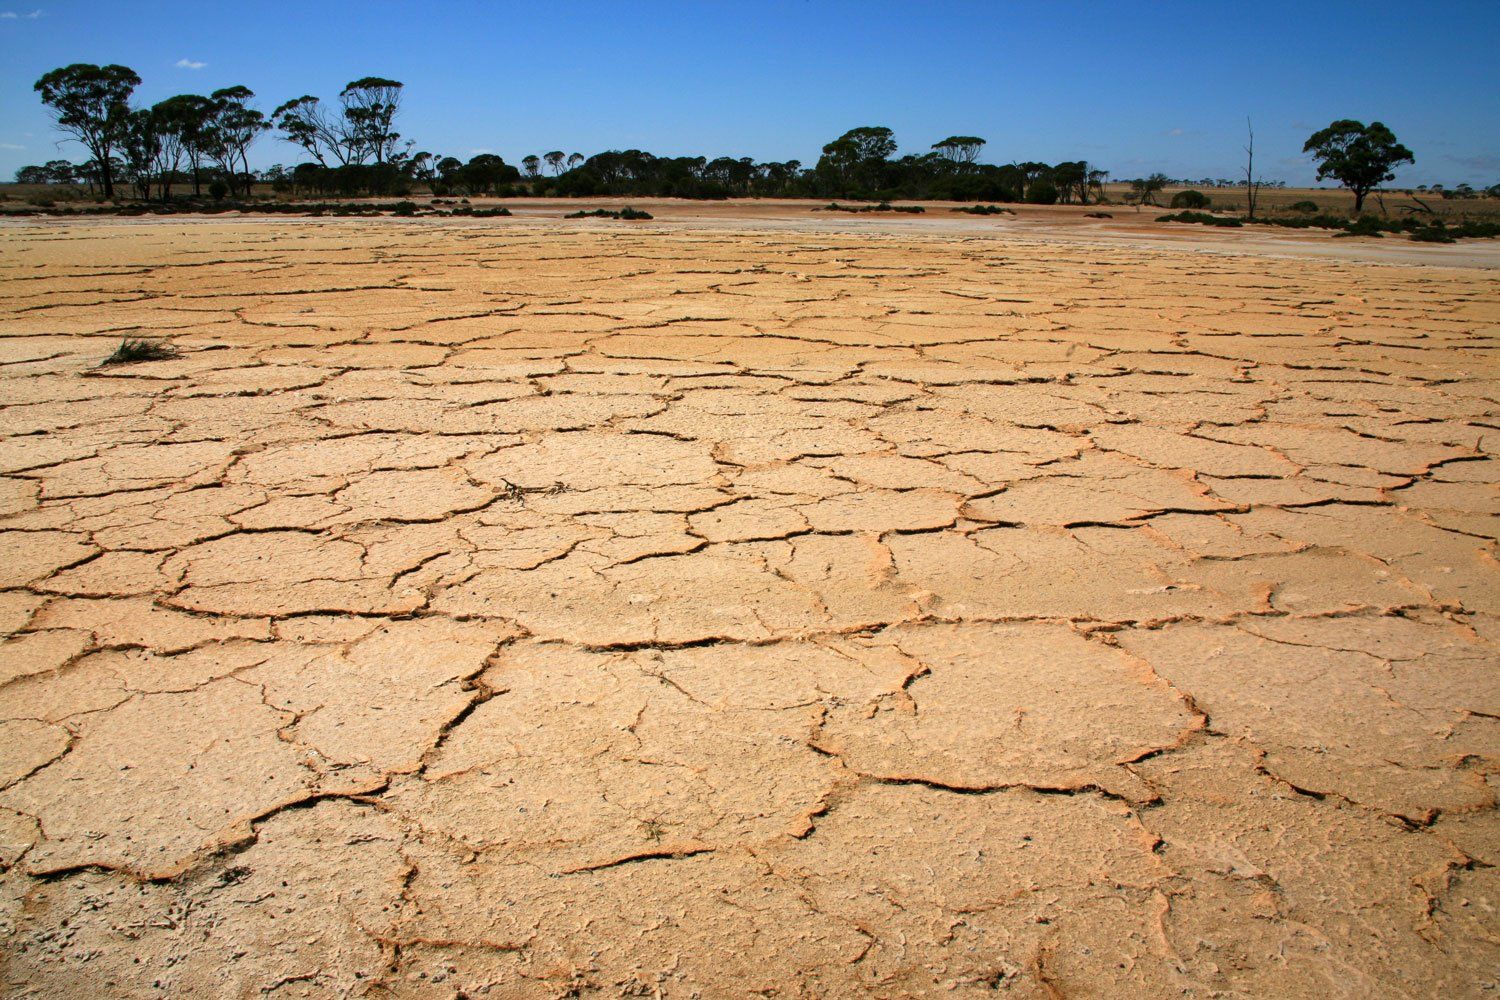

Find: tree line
<box><xmin>21</xmin><ymin>62</ymin><xmax>1442</xmax><ymax>214</ymax></box>
<box><xmin>29</xmin><ymin>63</ymin><xmax>410</xmax><ymax>200</ymax></box>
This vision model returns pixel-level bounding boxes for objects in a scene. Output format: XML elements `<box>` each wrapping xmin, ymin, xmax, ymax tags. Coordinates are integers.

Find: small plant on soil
<box><xmin>101</xmin><ymin>337</ymin><xmax>179</xmax><ymax>365</ymax></box>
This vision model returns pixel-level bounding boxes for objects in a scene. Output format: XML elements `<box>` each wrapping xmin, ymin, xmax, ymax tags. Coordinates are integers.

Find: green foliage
<box><xmin>101</xmin><ymin>337</ymin><xmax>178</xmax><ymax>365</ymax></box>
<box><xmin>951</xmin><ymin>205</ymin><xmax>1014</xmax><ymax>215</ymax></box>
<box><xmin>1169</xmin><ymin>189</ymin><xmax>1210</xmax><ymax>209</ymax></box>
<box><xmin>33</xmin><ymin>63</ymin><xmax>141</xmax><ymax>198</ymax></box>
<box><xmin>390</xmin><ymin>200</ymin><xmax>419</xmax><ymax>215</ymax></box>
<box><xmin>1156</xmin><ymin>211</ymin><xmax>1243</xmax><ymax>227</ymax></box>
<box><xmin>1287</xmin><ymin>200</ymin><xmax>1319</xmax><ymax>213</ymax></box>
<box><xmin>1025</xmin><ymin>180</ymin><xmax>1058</xmax><ymax>205</ymax></box>
<box><xmin>1302</xmin><ymin>120</ymin><xmax>1414</xmax><ymax>211</ymax></box>
<box><xmin>208</xmin><ymin>179</ymin><xmax>228</xmax><ymax>200</ymax></box>
<box><xmin>931</xmin><ymin>135</ymin><xmax>986</xmax><ymax>168</ymax></box>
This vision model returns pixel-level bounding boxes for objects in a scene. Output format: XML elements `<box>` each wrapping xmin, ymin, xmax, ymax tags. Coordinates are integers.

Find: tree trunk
<box><xmin>1354</xmin><ymin>190</ymin><xmax>1365</xmax><ymax>213</ymax></box>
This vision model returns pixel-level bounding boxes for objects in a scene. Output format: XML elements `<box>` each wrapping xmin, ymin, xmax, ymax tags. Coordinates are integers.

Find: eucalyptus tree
<box><xmin>120</xmin><ymin>108</ymin><xmax>161</xmax><ymax>199</ymax></box>
<box><xmin>271</xmin><ymin>94</ymin><xmax>352</xmax><ymax>166</ymax></box>
<box><xmin>204</xmin><ymin>86</ymin><xmax>269</xmax><ymax>197</ymax></box>
<box><xmin>340</xmin><ymin>77</ymin><xmax>405</xmax><ymax>165</ymax></box>
<box><xmin>932</xmin><ymin>135</ymin><xmax>986</xmax><ymax>170</ymax></box>
<box><xmin>151</xmin><ymin>94</ymin><xmax>212</xmax><ymax>200</ymax></box>
<box><xmin>544</xmin><ymin>150</ymin><xmax>565</xmax><ymax>175</ymax></box>
<box><xmin>33</xmin><ymin>63</ymin><xmax>141</xmax><ymax>199</ymax></box>
<box><xmin>1303</xmin><ymin>120</ymin><xmax>1413</xmax><ymax>213</ymax></box>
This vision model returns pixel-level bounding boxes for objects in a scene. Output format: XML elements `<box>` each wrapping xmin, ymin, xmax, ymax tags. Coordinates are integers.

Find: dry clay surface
<box><xmin>0</xmin><ymin>218</ymin><xmax>1497</xmax><ymax>997</ymax></box>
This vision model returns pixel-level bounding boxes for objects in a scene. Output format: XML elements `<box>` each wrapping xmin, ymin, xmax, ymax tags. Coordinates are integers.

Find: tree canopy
<box><xmin>33</xmin><ymin>63</ymin><xmax>141</xmax><ymax>198</ymax></box>
<box><xmin>1303</xmin><ymin>120</ymin><xmax>1414</xmax><ymax>212</ymax></box>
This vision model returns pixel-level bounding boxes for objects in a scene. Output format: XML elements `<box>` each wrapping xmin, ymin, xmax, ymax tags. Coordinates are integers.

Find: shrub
<box><xmin>951</xmin><ymin>205</ymin><xmax>1014</xmax><ymax>215</ymax></box>
<box><xmin>1156</xmin><ymin>211</ymin><xmax>1243</xmax><ymax>228</ymax></box>
<box><xmin>1410</xmin><ymin>227</ymin><xmax>1455</xmax><ymax>243</ymax></box>
<box><xmin>1344</xmin><ymin>215</ymin><xmax>1387</xmax><ymax>237</ymax></box>
<box><xmin>1451</xmin><ymin>219</ymin><xmax>1500</xmax><ymax>239</ymax></box>
<box><xmin>1287</xmin><ymin>200</ymin><xmax>1319</xmax><ymax>213</ymax></box>
<box><xmin>1169</xmin><ymin>190</ymin><xmax>1210</xmax><ymax>209</ymax></box>
<box><xmin>564</xmin><ymin>207</ymin><xmax>653</xmax><ymax>220</ymax></box>
<box><xmin>822</xmin><ymin>202</ymin><xmax>925</xmax><ymax>214</ymax></box>
<box><xmin>1084</xmin><ymin>212</ymin><xmax>1113</xmax><ymax>218</ymax></box>
<box><xmin>101</xmin><ymin>338</ymin><xmax>179</xmax><ymax>365</ymax></box>
<box><xmin>390</xmin><ymin>201</ymin><xmax>419</xmax><ymax>216</ymax></box>
<box><xmin>208</xmin><ymin>180</ymin><xmax>228</xmax><ymax>201</ymax></box>
<box><xmin>1025</xmin><ymin>180</ymin><xmax>1058</xmax><ymax>205</ymax></box>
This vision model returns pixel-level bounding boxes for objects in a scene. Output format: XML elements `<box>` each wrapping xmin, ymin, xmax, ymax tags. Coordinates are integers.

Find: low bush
<box><xmin>1287</xmin><ymin>200</ymin><xmax>1319</xmax><ymax>213</ymax></box>
<box><xmin>208</xmin><ymin>180</ymin><xmax>228</xmax><ymax>201</ymax></box>
<box><xmin>951</xmin><ymin>205</ymin><xmax>1014</xmax><ymax>215</ymax></box>
<box><xmin>564</xmin><ymin>207</ymin><xmax>654</xmax><ymax>220</ymax></box>
<box><xmin>1169</xmin><ymin>190</ymin><xmax>1210</xmax><ymax>209</ymax></box>
<box><xmin>1084</xmin><ymin>212</ymin><xmax>1113</xmax><ymax>219</ymax></box>
<box><xmin>821</xmin><ymin>202</ymin><xmax>925</xmax><ymax>214</ymax></box>
<box><xmin>390</xmin><ymin>201</ymin><xmax>420</xmax><ymax>216</ymax></box>
<box><xmin>1156</xmin><ymin>211</ymin><xmax>1243</xmax><ymax>228</ymax></box>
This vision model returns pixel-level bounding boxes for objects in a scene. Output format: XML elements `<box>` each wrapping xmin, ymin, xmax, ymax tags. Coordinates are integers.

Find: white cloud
<box><xmin>1165</xmin><ymin>128</ymin><xmax>1184</xmax><ymax>137</ymax></box>
<box><xmin>175</xmin><ymin>58</ymin><xmax>206</xmax><ymax>70</ymax></box>
<box><xmin>0</xmin><ymin>143</ymin><xmax>24</xmax><ymax>150</ymax></box>
<box><xmin>1</xmin><ymin>9</ymin><xmax>44</xmax><ymax>18</ymax></box>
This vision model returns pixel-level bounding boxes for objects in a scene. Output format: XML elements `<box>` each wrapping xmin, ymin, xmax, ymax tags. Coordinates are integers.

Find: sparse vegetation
<box><xmin>820</xmin><ymin>202</ymin><xmax>925</xmax><ymax>214</ymax></box>
<box><xmin>563</xmin><ymin>207</ymin><xmax>653</xmax><ymax>220</ymax></box>
<box><xmin>101</xmin><ymin>337</ymin><xmax>179</xmax><ymax>365</ymax></box>
<box><xmin>951</xmin><ymin>204</ymin><xmax>1014</xmax><ymax>215</ymax></box>
<box><xmin>1287</xmin><ymin>200</ymin><xmax>1319</xmax><ymax>213</ymax></box>
<box><xmin>1157</xmin><ymin>211</ymin><xmax>1243</xmax><ymax>228</ymax></box>
<box><xmin>448</xmin><ymin>205</ymin><xmax>511</xmax><ymax>217</ymax></box>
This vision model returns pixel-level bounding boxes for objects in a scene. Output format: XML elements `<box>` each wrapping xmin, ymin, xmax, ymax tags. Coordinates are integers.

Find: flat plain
<box><xmin>1</xmin><ymin>209</ymin><xmax>1497</xmax><ymax>997</ymax></box>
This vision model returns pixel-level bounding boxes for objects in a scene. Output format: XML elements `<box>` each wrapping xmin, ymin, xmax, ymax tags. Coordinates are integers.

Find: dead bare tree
<box><xmin>1244</xmin><ymin>117</ymin><xmax>1261</xmax><ymax>220</ymax></box>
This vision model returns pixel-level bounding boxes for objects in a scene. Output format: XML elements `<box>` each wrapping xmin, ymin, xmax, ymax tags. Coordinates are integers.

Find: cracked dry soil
<box><xmin>0</xmin><ymin>218</ymin><xmax>1496</xmax><ymax>998</ymax></box>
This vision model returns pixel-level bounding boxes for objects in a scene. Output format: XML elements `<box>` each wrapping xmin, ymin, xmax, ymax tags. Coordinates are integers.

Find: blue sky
<box><xmin>2</xmin><ymin>0</ymin><xmax>1497</xmax><ymax>186</ymax></box>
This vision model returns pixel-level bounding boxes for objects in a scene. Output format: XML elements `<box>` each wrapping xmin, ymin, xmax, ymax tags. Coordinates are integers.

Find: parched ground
<box><xmin>0</xmin><ymin>217</ymin><xmax>1496</xmax><ymax>997</ymax></box>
